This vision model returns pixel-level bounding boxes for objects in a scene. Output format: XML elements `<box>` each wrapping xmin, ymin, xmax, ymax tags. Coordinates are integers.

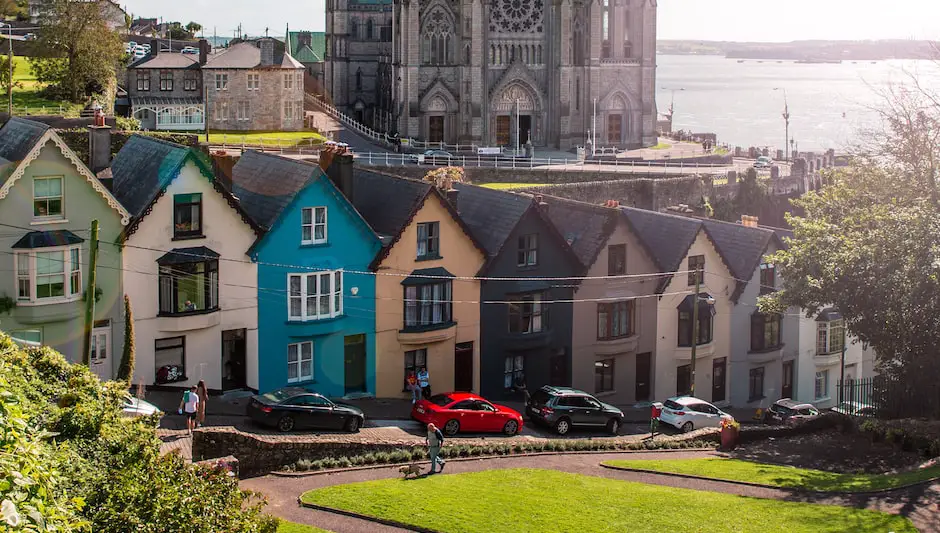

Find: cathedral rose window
<box><xmin>490</xmin><ymin>0</ymin><xmax>543</xmax><ymax>33</ymax></box>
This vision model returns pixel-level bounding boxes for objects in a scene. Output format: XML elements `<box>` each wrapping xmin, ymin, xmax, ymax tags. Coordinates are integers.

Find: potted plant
<box><xmin>720</xmin><ymin>418</ymin><xmax>740</xmax><ymax>450</ymax></box>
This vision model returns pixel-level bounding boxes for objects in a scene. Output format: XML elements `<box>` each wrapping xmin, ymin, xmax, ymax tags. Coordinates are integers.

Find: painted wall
<box><xmin>478</xmin><ymin>208</ymin><xmax>581</xmax><ymax>401</ymax></box>
<box><xmin>795</xmin><ymin>312</ymin><xmax>867</xmax><ymax>409</ymax></box>
<box><xmin>373</xmin><ymin>193</ymin><xmax>485</xmax><ymax>398</ymax></box>
<box><xmin>253</xmin><ymin>177</ymin><xmax>381</xmax><ymax>398</ymax></box>
<box><xmin>0</xmin><ymin>140</ymin><xmax>126</xmax><ymax>380</ymax></box>
<box><xmin>124</xmin><ymin>160</ymin><xmax>258</xmax><ymax>391</ymax></box>
<box><xmin>653</xmin><ymin>231</ymin><xmax>734</xmax><ymax>404</ymax></box>
<box><xmin>571</xmin><ymin>218</ymin><xmax>660</xmax><ymax>405</ymax></box>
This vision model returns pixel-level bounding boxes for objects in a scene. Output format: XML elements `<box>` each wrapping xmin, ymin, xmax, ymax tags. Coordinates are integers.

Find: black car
<box><xmin>247</xmin><ymin>387</ymin><xmax>365</xmax><ymax>433</ymax></box>
<box><xmin>762</xmin><ymin>398</ymin><xmax>820</xmax><ymax>425</ymax></box>
<box><xmin>526</xmin><ymin>386</ymin><xmax>624</xmax><ymax>435</ymax></box>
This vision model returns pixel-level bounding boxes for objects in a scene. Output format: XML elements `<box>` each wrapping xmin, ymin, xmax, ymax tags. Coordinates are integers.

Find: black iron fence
<box><xmin>837</xmin><ymin>376</ymin><xmax>940</xmax><ymax>420</ymax></box>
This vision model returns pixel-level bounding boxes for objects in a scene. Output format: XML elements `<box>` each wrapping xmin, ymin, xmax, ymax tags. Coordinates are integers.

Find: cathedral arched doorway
<box><xmin>490</xmin><ymin>82</ymin><xmax>541</xmax><ymax>148</ymax></box>
<box><xmin>422</xmin><ymin>93</ymin><xmax>455</xmax><ymax>144</ymax></box>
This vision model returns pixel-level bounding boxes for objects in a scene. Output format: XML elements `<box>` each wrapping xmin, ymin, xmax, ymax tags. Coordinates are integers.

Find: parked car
<box><xmin>762</xmin><ymin>398</ymin><xmax>819</xmax><ymax>425</ymax></box>
<box><xmin>247</xmin><ymin>387</ymin><xmax>364</xmax><ymax>432</ymax></box>
<box><xmin>181</xmin><ymin>46</ymin><xmax>198</xmax><ymax>54</ymax></box>
<box><xmin>754</xmin><ymin>155</ymin><xmax>773</xmax><ymax>169</ymax></box>
<box><xmin>23</xmin><ymin>33</ymin><xmax>36</xmax><ymax>41</ymax></box>
<box><xmin>831</xmin><ymin>401</ymin><xmax>876</xmax><ymax>417</ymax></box>
<box><xmin>133</xmin><ymin>48</ymin><xmax>147</xmax><ymax>59</ymax></box>
<box><xmin>412</xmin><ymin>392</ymin><xmax>523</xmax><ymax>436</ymax></box>
<box><xmin>122</xmin><ymin>396</ymin><xmax>162</xmax><ymax>418</ymax></box>
<box><xmin>526</xmin><ymin>386</ymin><xmax>624</xmax><ymax>435</ymax></box>
<box><xmin>659</xmin><ymin>396</ymin><xmax>733</xmax><ymax>433</ymax></box>
<box><xmin>414</xmin><ymin>149</ymin><xmax>453</xmax><ymax>165</ymax></box>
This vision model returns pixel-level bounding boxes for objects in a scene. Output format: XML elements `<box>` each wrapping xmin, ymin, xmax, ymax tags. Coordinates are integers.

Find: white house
<box><xmin>109</xmin><ymin>135</ymin><xmax>261</xmax><ymax>392</ymax></box>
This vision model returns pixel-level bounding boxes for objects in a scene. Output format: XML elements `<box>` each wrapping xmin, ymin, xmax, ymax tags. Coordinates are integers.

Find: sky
<box><xmin>117</xmin><ymin>0</ymin><xmax>940</xmax><ymax>42</ymax></box>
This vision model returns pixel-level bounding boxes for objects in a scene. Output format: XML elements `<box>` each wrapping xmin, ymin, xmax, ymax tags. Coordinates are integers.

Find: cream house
<box><xmin>110</xmin><ymin>136</ymin><xmax>262</xmax><ymax>391</ymax></box>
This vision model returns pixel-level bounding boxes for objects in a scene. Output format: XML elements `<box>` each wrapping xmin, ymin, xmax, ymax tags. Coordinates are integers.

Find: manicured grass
<box><xmin>300</xmin><ymin>469</ymin><xmax>915</xmax><ymax>533</ymax></box>
<box><xmin>479</xmin><ymin>182</ymin><xmax>549</xmax><ymax>190</ymax></box>
<box><xmin>649</xmin><ymin>141</ymin><xmax>672</xmax><ymax>150</ymax></box>
<box><xmin>208</xmin><ymin>130</ymin><xmax>327</xmax><ymax>147</ymax></box>
<box><xmin>9</xmin><ymin>56</ymin><xmax>83</xmax><ymax>116</ymax></box>
<box><xmin>604</xmin><ymin>458</ymin><xmax>940</xmax><ymax>492</ymax></box>
<box><xmin>276</xmin><ymin>520</ymin><xmax>331</xmax><ymax>533</ymax></box>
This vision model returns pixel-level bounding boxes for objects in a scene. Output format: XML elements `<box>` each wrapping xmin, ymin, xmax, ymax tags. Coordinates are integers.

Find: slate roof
<box><xmin>350</xmin><ymin>168</ymin><xmax>431</xmax><ymax>240</ymax></box>
<box><xmin>539</xmin><ymin>194</ymin><xmax>617</xmax><ymax>268</ymax></box>
<box><xmin>450</xmin><ymin>183</ymin><xmax>534</xmax><ymax>257</ymax></box>
<box><xmin>620</xmin><ymin>207</ymin><xmax>702</xmax><ymax>273</ymax></box>
<box><xmin>12</xmin><ymin>230</ymin><xmax>83</xmax><ymax>249</ymax></box>
<box><xmin>110</xmin><ymin>135</ymin><xmax>191</xmax><ymax>217</ymax></box>
<box><xmin>128</xmin><ymin>53</ymin><xmax>200</xmax><ymax>69</ymax></box>
<box><xmin>0</xmin><ymin>117</ymin><xmax>50</xmax><ymax>186</ymax></box>
<box><xmin>701</xmin><ymin>218</ymin><xmax>777</xmax><ymax>293</ymax></box>
<box><xmin>231</xmin><ymin>150</ymin><xmax>319</xmax><ymax>230</ymax></box>
<box><xmin>401</xmin><ymin>266</ymin><xmax>455</xmax><ymax>285</ymax></box>
<box><xmin>157</xmin><ymin>246</ymin><xmax>220</xmax><ymax>265</ymax></box>
<box><xmin>203</xmin><ymin>41</ymin><xmax>303</xmax><ymax>69</ymax></box>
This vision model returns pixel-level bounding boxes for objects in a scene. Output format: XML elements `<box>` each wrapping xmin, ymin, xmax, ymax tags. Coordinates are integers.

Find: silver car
<box><xmin>659</xmin><ymin>396</ymin><xmax>733</xmax><ymax>433</ymax></box>
<box><xmin>122</xmin><ymin>396</ymin><xmax>163</xmax><ymax>418</ymax></box>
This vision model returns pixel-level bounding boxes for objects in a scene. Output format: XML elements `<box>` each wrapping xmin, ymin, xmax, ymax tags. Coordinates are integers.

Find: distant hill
<box><xmin>657</xmin><ymin>39</ymin><xmax>939</xmax><ymax>60</ymax></box>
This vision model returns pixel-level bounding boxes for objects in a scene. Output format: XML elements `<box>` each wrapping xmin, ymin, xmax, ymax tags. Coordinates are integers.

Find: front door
<box><xmin>712</xmin><ymin>357</ymin><xmax>727</xmax><ymax>403</ymax></box>
<box><xmin>454</xmin><ymin>342</ymin><xmax>473</xmax><ymax>392</ymax></box>
<box><xmin>221</xmin><ymin>329</ymin><xmax>247</xmax><ymax>391</ymax></box>
<box><xmin>607</xmin><ymin>114</ymin><xmax>623</xmax><ymax>144</ymax></box>
<box><xmin>90</xmin><ymin>320</ymin><xmax>112</xmax><ymax>380</ymax></box>
<box><xmin>496</xmin><ymin>115</ymin><xmax>510</xmax><ymax>145</ymax></box>
<box><xmin>429</xmin><ymin>116</ymin><xmax>445</xmax><ymax>143</ymax></box>
<box><xmin>635</xmin><ymin>352</ymin><xmax>651</xmax><ymax>401</ymax></box>
<box><xmin>782</xmin><ymin>360</ymin><xmax>794</xmax><ymax>398</ymax></box>
<box><xmin>344</xmin><ymin>334</ymin><xmax>367</xmax><ymax>395</ymax></box>
<box><xmin>519</xmin><ymin>115</ymin><xmax>532</xmax><ymax>145</ymax></box>
<box><xmin>549</xmin><ymin>350</ymin><xmax>569</xmax><ymax>387</ymax></box>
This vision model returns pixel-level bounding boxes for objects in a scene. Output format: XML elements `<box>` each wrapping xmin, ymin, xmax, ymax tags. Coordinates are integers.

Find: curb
<box><xmin>598</xmin><ymin>463</ymin><xmax>940</xmax><ymax>496</ymax></box>
<box><xmin>299</xmin><ymin>500</ymin><xmax>441</xmax><ymax>533</ymax></box>
<box><xmin>272</xmin><ymin>448</ymin><xmax>718</xmax><ymax>477</ymax></box>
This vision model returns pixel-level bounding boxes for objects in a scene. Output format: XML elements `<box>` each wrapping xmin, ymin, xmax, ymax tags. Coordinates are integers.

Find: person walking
<box><xmin>196</xmin><ymin>380</ymin><xmax>209</xmax><ymax>428</ymax></box>
<box><xmin>406</xmin><ymin>371</ymin><xmax>420</xmax><ymax>404</ymax></box>
<box><xmin>178</xmin><ymin>385</ymin><xmax>200</xmax><ymax>435</ymax></box>
<box><xmin>417</xmin><ymin>366</ymin><xmax>431</xmax><ymax>399</ymax></box>
<box><xmin>426</xmin><ymin>422</ymin><xmax>445</xmax><ymax>474</ymax></box>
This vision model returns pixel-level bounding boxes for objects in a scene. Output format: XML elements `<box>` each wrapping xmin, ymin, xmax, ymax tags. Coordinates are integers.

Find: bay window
<box><xmin>14</xmin><ymin>246</ymin><xmax>82</xmax><ymax>304</ymax></box>
<box><xmin>288</xmin><ymin>270</ymin><xmax>343</xmax><ymax>321</ymax></box>
<box><xmin>404</xmin><ymin>281</ymin><xmax>453</xmax><ymax>329</ymax></box>
<box><xmin>158</xmin><ymin>259</ymin><xmax>219</xmax><ymax>315</ymax></box>
<box><xmin>509</xmin><ymin>292</ymin><xmax>547</xmax><ymax>334</ymax></box>
<box><xmin>677</xmin><ymin>293</ymin><xmax>713</xmax><ymax>347</ymax></box>
<box><xmin>817</xmin><ymin>318</ymin><xmax>845</xmax><ymax>355</ymax></box>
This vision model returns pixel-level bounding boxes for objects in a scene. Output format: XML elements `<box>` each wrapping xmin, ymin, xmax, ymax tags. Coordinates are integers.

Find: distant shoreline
<box><xmin>657</xmin><ymin>39</ymin><xmax>939</xmax><ymax>61</ymax></box>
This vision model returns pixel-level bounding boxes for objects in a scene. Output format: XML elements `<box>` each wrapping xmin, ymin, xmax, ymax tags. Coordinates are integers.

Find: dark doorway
<box><xmin>782</xmin><ymin>360</ymin><xmax>794</xmax><ymax>399</ymax></box>
<box><xmin>429</xmin><ymin>116</ymin><xmax>444</xmax><ymax>143</ymax></box>
<box><xmin>635</xmin><ymin>352</ymin><xmax>651</xmax><ymax>401</ymax></box>
<box><xmin>607</xmin><ymin>114</ymin><xmax>623</xmax><ymax>144</ymax></box>
<box><xmin>712</xmin><ymin>357</ymin><xmax>727</xmax><ymax>403</ymax></box>
<box><xmin>496</xmin><ymin>115</ymin><xmax>510</xmax><ymax>145</ymax></box>
<box><xmin>454</xmin><ymin>342</ymin><xmax>473</xmax><ymax>392</ymax></box>
<box><xmin>519</xmin><ymin>115</ymin><xmax>532</xmax><ymax>145</ymax></box>
<box><xmin>355</xmin><ymin>109</ymin><xmax>364</xmax><ymax>124</ymax></box>
<box><xmin>549</xmin><ymin>350</ymin><xmax>569</xmax><ymax>387</ymax></box>
<box><xmin>221</xmin><ymin>329</ymin><xmax>246</xmax><ymax>391</ymax></box>
<box><xmin>344</xmin><ymin>334</ymin><xmax>367</xmax><ymax>395</ymax></box>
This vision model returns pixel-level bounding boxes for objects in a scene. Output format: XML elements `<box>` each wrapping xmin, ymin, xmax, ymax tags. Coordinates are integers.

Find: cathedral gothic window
<box><xmin>489</xmin><ymin>0</ymin><xmax>543</xmax><ymax>33</ymax></box>
<box><xmin>601</xmin><ymin>0</ymin><xmax>611</xmax><ymax>59</ymax></box>
<box><xmin>572</xmin><ymin>19</ymin><xmax>584</xmax><ymax>65</ymax></box>
<box><xmin>422</xmin><ymin>8</ymin><xmax>454</xmax><ymax>66</ymax></box>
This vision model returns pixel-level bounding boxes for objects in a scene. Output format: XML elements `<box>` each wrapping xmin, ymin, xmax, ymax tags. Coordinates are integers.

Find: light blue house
<box><xmin>232</xmin><ymin>150</ymin><xmax>381</xmax><ymax>397</ymax></box>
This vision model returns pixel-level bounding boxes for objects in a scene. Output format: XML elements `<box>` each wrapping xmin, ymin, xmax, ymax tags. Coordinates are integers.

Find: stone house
<box><xmin>203</xmin><ymin>39</ymin><xmax>306</xmax><ymax>132</ymax></box>
<box><xmin>0</xmin><ymin>118</ymin><xmax>130</xmax><ymax>380</ymax></box>
<box><xmin>126</xmin><ymin>43</ymin><xmax>209</xmax><ymax>131</ymax></box>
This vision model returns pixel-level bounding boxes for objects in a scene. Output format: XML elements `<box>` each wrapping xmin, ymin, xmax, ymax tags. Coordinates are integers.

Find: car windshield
<box><xmin>261</xmin><ymin>389</ymin><xmax>298</xmax><ymax>403</ymax></box>
<box><xmin>663</xmin><ymin>399</ymin><xmax>684</xmax><ymax>410</ymax></box>
<box><xmin>428</xmin><ymin>394</ymin><xmax>453</xmax><ymax>407</ymax></box>
<box><xmin>530</xmin><ymin>390</ymin><xmax>551</xmax><ymax>406</ymax></box>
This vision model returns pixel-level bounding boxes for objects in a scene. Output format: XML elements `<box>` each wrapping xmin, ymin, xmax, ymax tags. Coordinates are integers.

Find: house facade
<box><xmin>203</xmin><ymin>39</ymin><xmax>306</xmax><ymax>132</ymax></box>
<box><xmin>0</xmin><ymin>118</ymin><xmax>130</xmax><ymax>380</ymax></box>
<box><xmin>235</xmin><ymin>150</ymin><xmax>382</xmax><ymax>397</ymax></box>
<box><xmin>110</xmin><ymin>136</ymin><xmax>261</xmax><ymax>391</ymax></box>
<box><xmin>127</xmin><ymin>48</ymin><xmax>207</xmax><ymax>131</ymax></box>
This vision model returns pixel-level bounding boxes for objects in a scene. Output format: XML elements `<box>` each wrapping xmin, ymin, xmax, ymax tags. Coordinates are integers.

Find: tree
<box><xmin>0</xmin><ymin>55</ymin><xmax>20</xmax><ymax>100</ymax></box>
<box><xmin>29</xmin><ymin>0</ymin><xmax>123</xmax><ymax>102</ymax></box>
<box><xmin>185</xmin><ymin>21</ymin><xmax>203</xmax><ymax>36</ymax></box>
<box><xmin>760</xmin><ymin>80</ymin><xmax>940</xmax><ymax>418</ymax></box>
<box><xmin>117</xmin><ymin>294</ymin><xmax>135</xmax><ymax>381</ymax></box>
<box><xmin>423</xmin><ymin>166</ymin><xmax>465</xmax><ymax>190</ymax></box>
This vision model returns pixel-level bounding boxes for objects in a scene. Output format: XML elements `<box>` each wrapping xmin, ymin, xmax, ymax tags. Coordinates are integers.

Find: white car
<box><xmin>660</xmin><ymin>396</ymin><xmax>733</xmax><ymax>433</ymax></box>
<box><xmin>122</xmin><ymin>396</ymin><xmax>162</xmax><ymax>418</ymax></box>
<box><xmin>181</xmin><ymin>46</ymin><xmax>198</xmax><ymax>54</ymax></box>
<box><xmin>133</xmin><ymin>48</ymin><xmax>147</xmax><ymax>59</ymax></box>
<box><xmin>753</xmin><ymin>155</ymin><xmax>773</xmax><ymax>169</ymax></box>
<box><xmin>831</xmin><ymin>401</ymin><xmax>876</xmax><ymax>417</ymax></box>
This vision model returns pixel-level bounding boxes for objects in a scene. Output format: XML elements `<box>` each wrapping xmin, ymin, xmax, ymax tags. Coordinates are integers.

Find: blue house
<box><xmin>231</xmin><ymin>150</ymin><xmax>382</xmax><ymax>397</ymax></box>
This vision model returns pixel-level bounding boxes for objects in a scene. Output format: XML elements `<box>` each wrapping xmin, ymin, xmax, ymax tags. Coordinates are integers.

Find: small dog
<box><xmin>399</xmin><ymin>463</ymin><xmax>424</xmax><ymax>478</ymax></box>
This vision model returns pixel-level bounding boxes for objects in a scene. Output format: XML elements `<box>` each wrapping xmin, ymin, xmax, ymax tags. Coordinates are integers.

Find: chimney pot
<box><xmin>446</xmin><ymin>188</ymin><xmax>460</xmax><ymax>212</ymax></box>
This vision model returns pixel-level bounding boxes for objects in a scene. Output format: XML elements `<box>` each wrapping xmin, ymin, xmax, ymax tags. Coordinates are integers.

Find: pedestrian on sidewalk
<box><xmin>426</xmin><ymin>422</ymin><xmax>445</xmax><ymax>474</ymax></box>
<box><xmin>178</xmin><ymin>385</ymin><xmax>200</xmax><ymax>435</ymax></box>
<box><xmin>196</xmin><ymin>380</ymin><xmax>209</xmax><ymax>428</ymax></box>
<box><xmin>406</xmin><ymin>371</ymin><xmax>420</xmax><ymax>404</ymax></box>
<box><xmin>418</xmin><ymin>366</ymin><xmax>431</xmax><ymax>399</ymax></box>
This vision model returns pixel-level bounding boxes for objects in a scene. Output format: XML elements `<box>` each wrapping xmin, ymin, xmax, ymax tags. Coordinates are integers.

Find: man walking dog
<box><xmin>426</xmin><ymin>423</ymin><xmax>446</xmax><ymax>474</ymax></box>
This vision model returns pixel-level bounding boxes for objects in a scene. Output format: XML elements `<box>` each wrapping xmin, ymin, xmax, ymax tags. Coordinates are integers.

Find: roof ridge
<box><xmin>2</xmin><ymin>116</ymin><xmax>51</xmax><ymax>131</ymax></box>
<box><xmin>127</xmin><ymin>133</ymin><xmax>191</xmax><ymax>152</ymax></box>
<box><xmin>246</xmin><ymin>149</ymin><xmax>320</xmax><ymax>168</ymax></box>
<box><xmin>619</xmin><ymin>205</ymin><xmax>704</xmax><ymax>225</ymax></box>
<box><xmin>701</xmin><ymin>215</ymin><xmax>776</xmax><ymax>234</ymax></box>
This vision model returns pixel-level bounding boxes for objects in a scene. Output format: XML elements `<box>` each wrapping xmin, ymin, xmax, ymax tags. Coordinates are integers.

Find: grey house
<box><xmin>451</xmin><ymin>185</ymin><xmax>584</xmax><ymax>401</ymax></box>
<box><xmin>127</xmin><ymin>45</ymin><xmax>208</xmax><ymax>131</ymax></box>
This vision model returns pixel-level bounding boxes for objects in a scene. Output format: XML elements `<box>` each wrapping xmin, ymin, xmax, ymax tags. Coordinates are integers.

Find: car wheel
<box><xmin>554</xmin><ymin>417</ymin><xmax>571</xmax><ymax>436</ymax></box>
<box><xmin>607</xmin><ymin>418</ymin><xmax>621</xmax><ymax>435</ymax></box>
<box><xmin>681</xmin><ymin>421</ymin><xmax>693</xmax><ymax>433</ymax></box>
<box><xmin>444</xmin><ymin>419</ymin><xmax>460</xmax><ymax>436</ymax></box>
<box><xmin>503</xmin><ymin>419</ymin><xmax>520</xmax><ymax>435</ymax></box>
<box><xmin>345</xmin><ymin>417</ymin><xmax>361</xmax><ymax>433</ymax></box>
<box><xmin>277</xmin><ymin>416</ymin><xmax>295</xmax><ymax>432</ymax></box>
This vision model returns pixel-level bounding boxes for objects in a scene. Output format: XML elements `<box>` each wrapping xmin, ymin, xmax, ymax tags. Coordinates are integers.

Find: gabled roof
<box><xmin>231</xmin><ymin>150</ymin><xmax>319</xmax><ymax>230</ymax></box>
<box><xmin>286</xmin><ymin>31</ymin><xmax>324</xmax><ymax>64</ymax></box>
<box><xmin>203</xmin><ymin>41</ymin><xmax>303</xmax><ymax>69</ymax></box>
<box><xmin>620</xmin><ymin>207</ymin><xmax>702</xmax><ymax>274</ymax></box>
<box><xmin>110</xmin><ymin>135</ymin><xmax>261</xmax><ymax>239</ymax></box>
<box><xmin>539</xmin><ymin>194</ymin><xmax>618</xmax><ymax>269</ymax></box>
<box><xmin>450</xmin><ymin>183</ymin><xmax>533</xmax><ymax>256</ymax></box>
<box><xmin>700</xmin><ymin>218</ymin><xmax>779</xmax><ymax>300</ymax></box>
<box><xmin>0</xmin><ymin>117</ymin><xmax>50</xmax><ymax>186</ymax></box>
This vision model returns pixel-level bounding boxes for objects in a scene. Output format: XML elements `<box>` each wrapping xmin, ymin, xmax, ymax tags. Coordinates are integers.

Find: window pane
<box><xmin>36</xmin><ymin>251</ymin><xmax>64</xmax><ymax>275</ymax></box>
<box><xmin>315</xmin><ymin>207</ymin><xmax>326</xmax><ymax>224</ymax></box>
<box><xmin>314</xmin><ymin>224</ymin><xmax>325</xmax><ymax>241</ymax></box>
<box><xmin>302</xmin><ymin>226</ymin><xmax>312</xmax><ymax>241</ymax></box>
<box><xmin>597</xmin><ymin>306</ymin><xmax>608</xmax><ymax>339</ymax></box>
<box><xmin>16</xmin><ymin>253</ymin><xmax>28</xmax><ymax>272</ymax></box>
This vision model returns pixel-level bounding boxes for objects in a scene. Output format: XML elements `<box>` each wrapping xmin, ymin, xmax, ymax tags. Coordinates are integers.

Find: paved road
<box><xmin>241</xmin><ymin>451</ymin><xmax>940</xmax><ymax>533</ymax></box>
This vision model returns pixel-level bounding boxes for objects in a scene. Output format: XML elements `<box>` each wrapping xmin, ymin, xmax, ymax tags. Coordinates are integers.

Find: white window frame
<box><xmin>815</xmin><ymin>369</ymin><xmax>829</xmax><ymax>400</ymax></box>
<box><xmin>301</xmin><ymin>207</ymin><xmax>327</xmax><ymax>244</ymax></box>
<box><xmin>237</xmin><ymin>100</ymin><xmax>251</xmax><ymax>121</ymax></box>
<box><xmin>816</xmin><ymin>319</ymin><xmax>845</xmax><ymax>355</ymax></box>
<box><xmin>287</xmin><ymin>341</ymin><xmax>314</xmax><ymax>383</ymax></box>
<box><xmin>247</xmin><ymin>73</ymin><xmax>260</xmax><ymax>91</ymax></box>
<box><xmin>33</xmin><ymin>176</ymin><xmax>64</xmax><ymax>220</ymax></box>
<box><xmin>284</xmin><ymin>72</ymin><xmax>294</xmax><ymax>90</ymax></box>
<box><xmin>91</xmin><ymin>323</ymin><xmax>111</xmax><ymax>365</ymax></box>
<box><xmin>14</xmin><ymin>245</ymin><xmax>82</xmax><ymax>305</ymax></box>
<box><xmin>284</xmin><ymin>100</ymin><xmax>294</xmax><ymax>120</ymax></box>
<box><xmin>215</xmin><ymin>73</ymin><xmax>229</xmax><ymax>91</ymax></box>
<box><xmin>287</xmin><ymin>270</ymin><xmax>343</xmax><ymax>321</ymax></box>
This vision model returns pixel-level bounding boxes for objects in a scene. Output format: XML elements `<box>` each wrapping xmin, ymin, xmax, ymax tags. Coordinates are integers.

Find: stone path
<box><xmin>240</xmin><ymin>451</ymin><xmax>940</xmax><ymax>533</ymax></box>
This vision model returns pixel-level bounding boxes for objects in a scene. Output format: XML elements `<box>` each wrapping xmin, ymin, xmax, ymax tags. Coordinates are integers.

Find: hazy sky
<box><xmin>118</xmin><ymin>0</ymin><xmax>940</xmax><ymax>42</ymax></box>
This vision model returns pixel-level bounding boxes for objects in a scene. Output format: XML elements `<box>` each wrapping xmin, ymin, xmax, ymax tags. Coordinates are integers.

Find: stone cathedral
<box><xmin>325</xmin><ymin>0</ymin><xmax>657</xmax><ymax>149</ymax></box>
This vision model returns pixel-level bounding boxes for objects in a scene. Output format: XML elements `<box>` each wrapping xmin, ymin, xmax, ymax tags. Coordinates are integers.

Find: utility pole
<box><xmin>81</xmin><ymin>220</ymin><xmax>100</xmax><ymax>366</ymax></box>
<box><xmin>515</xmin><ymin>98</ymin><xmax>519</xmax><ymax>155</ymax></box>
<box><xmin>839</xmin><ymin>323</ymin><xmax>847</xmax><ymax>403</ymax></box>
<box><xmin>592</xmin><ymin>97</ymin><xmax>597</xmax><ymax>155</ymax></box>
<box><xmin>774</xmin><ymin>87</ymin><xmax>789</xmax><ymax>162</ymax></box>
<box><xmin>689</xmin><ymin>264</ymin><xmax>701</xmax><ymax>397</ymax></box>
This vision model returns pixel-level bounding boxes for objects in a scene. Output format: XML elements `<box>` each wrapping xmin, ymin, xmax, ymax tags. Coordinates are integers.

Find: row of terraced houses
<box><xmin>0</xmin><ymin>117</ymin><xmax>874</xmax><ymax>410</ymax></box>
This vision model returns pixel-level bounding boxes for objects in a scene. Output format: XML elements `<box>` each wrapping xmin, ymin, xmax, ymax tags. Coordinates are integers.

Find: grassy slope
<box><xmin>276</xmin><ymin>520</ymin><xmax>331</xmax><ymax>533</ymax></box>
<box><xmin>605</xmin><ymin>458</ymin><xmax>940</xmax><ymax>492</ymax></box>
<box><xmin>207</xmin><ymin>130</ymin><xmax>327</xmax><ymax>147</ymax></box>
<box><xmin>10</xmin><ymin>56</ymin><xmax>83</xmax><ymax>115</ymax></box>
<box><xmin>479</xmin><ymin>182</ymin><xmax>549</xmax><ymax>190</ymax></box>
<box><xmin>301</xmin><ymin>468</ymin><xmax>914</xmax><ymax>533</ymax></box>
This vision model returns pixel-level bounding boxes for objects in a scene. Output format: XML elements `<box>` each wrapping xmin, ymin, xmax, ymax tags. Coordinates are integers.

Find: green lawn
<box><xmin>604</xmin><ymin>458</ymin><xmax>940</xmax><ymax>492</ymax></box>
<box><xmin>300</xmin><ymin>469</ymin><xmax>914</xmax><ymax>533</ymax></box>
<box><xmin>9</xmin><ymin>56</ymin><xmax>84</xmax><ymax>116</ymax></box>
<box><xmin>479</xmin><ymin>182</ymin><xmax>549</xmax><ymax>190</ymax></box>
<box><xmin>649</xmin><ymin>141</ymin><xmax>672</xmax><ymax>150</ymax></box>
<box><xmin>276</xmin><ymin>520</ymin><xmax>330</xmax><ymax>533</ymax></box>
<box><xmin>207</xmin><ymin>130</ymin><xmax>327</xmax><ymax>147</ymax></box>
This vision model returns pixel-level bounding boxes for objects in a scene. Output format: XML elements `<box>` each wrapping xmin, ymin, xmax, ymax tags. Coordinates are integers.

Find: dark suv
<box><xmin>526</xmin><ymin>386</ymin><xmax>624</xmax><ymax>435</ymax></box>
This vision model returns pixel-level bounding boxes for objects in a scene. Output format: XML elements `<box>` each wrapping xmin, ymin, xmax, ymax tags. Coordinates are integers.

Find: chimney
<box><xmin>446</xmin><ymin>188</ymin><xmax>459</xmax><ymax>212</ymax></box>
<box><xmin>741</xmin><ymin>215</ymin><xmax>759</xmax><ymax>228</ymax></box>
<box><xmin>88</xmin><ymin>124</ymin><xmax>112</xmax><ymax>175</ymax></box>
<box><xmin>260</xmin><ymin>38</ymin><xmax>275</xmax><ymax>66</ymax></box>
<box><xmin>151</xmin><ymin>38</ymin><xmax>160</xmax><ymax>56</ymax></box>
<box><xmin>198</xmin><ymin>39</ymin><xmax>210</xmax><ymax>65</ymax></box>
<box><xmin>321</xmin><ymin>142</ymin><xmax>354</xmax><ymax>201</ymax></box>
<box><xmin>533</xmin><ymin>194</ymin><xmax>548</xmax><ymax>213</ymax></box>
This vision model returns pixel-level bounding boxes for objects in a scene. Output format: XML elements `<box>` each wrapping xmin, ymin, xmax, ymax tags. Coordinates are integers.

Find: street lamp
<box><xmin>592</xmin><ymin>97</ymin><xmax>597</xmax><ymax>155</ymax></box>
<box><xmin>773</xmin><ymin>87</ymin><xmax>790</xmax><ymax>162</ymax></box>
<box><xmin>0</xmin><ymin>23</ymin><xmax>12</xmax><ymax>116</ymax></box>
<box><xmin>660</xmin><ymin>86</ymin><xmax>685</xmax><ymax>119</ymax></box>
<box><xmin>689</xmin><ymin>265</ymin><xmax>715</xmax><ymax>398</ymax></box>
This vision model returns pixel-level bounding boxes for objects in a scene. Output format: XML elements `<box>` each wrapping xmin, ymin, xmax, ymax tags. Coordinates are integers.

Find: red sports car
<box><xmin>411</xmin><ymin>392</ymin><xmax>524</xmax><ymax>436</ymax></box>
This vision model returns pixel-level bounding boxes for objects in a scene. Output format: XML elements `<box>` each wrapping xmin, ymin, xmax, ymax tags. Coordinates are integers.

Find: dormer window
<box><xmin>301</xmin><ymin>207</ymin><xmax>327</xmax><ymax>244</ymax></box>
